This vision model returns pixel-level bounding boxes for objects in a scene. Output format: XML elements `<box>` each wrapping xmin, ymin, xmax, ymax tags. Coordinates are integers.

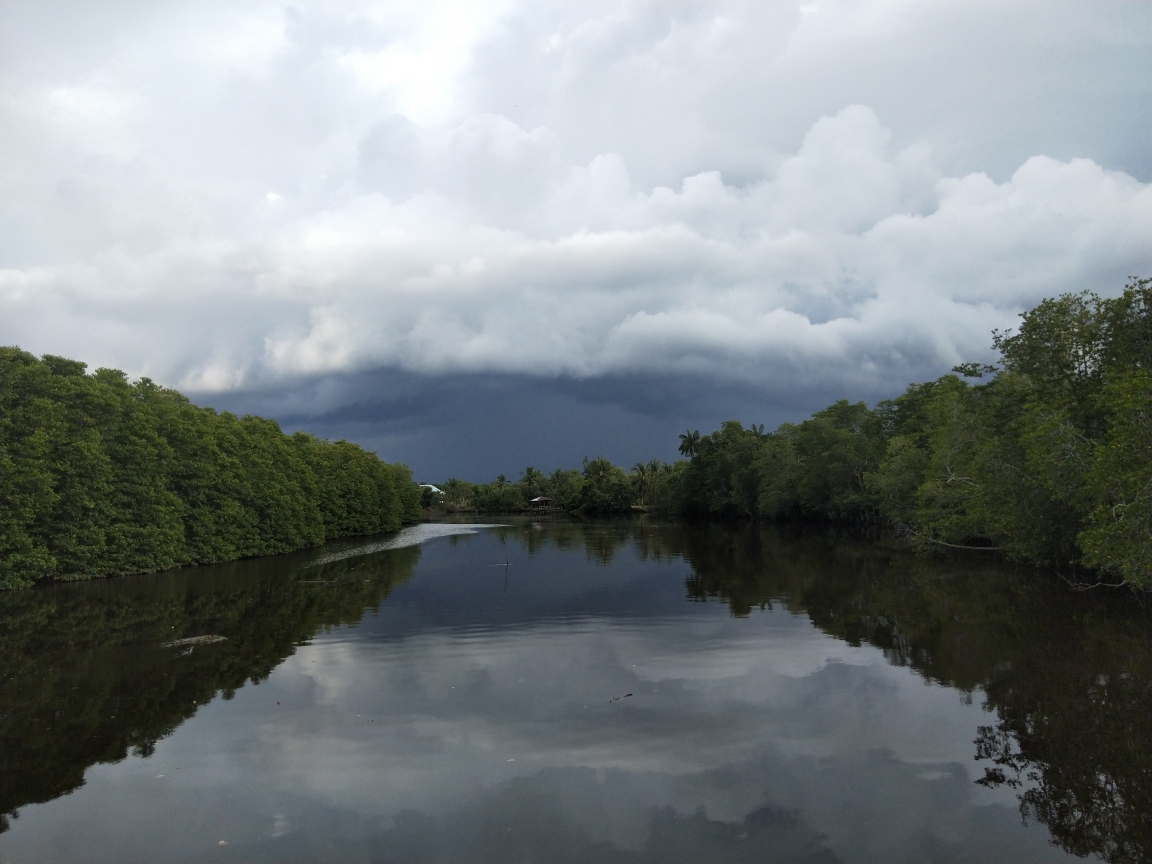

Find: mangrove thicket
<box><xmin>0</xmin><ymin>348</ymin><xmax>420</xmax><ymax>589</ymax></box>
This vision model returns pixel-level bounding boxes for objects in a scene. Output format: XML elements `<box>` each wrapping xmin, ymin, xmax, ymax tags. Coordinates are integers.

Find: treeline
<box><xmin>440</xmin><ymin>280</ymin><xmax>1151</xmax><ymax>587</ymax></box>
<box><xmin>0</xmin><ymin>349</ymin><xmax>421</xmax><ymax>589</ymax></box>
<box><xmin>432</xmin><ymin>458</ymin><xmax>643</xmax><ymax>515</ymax></box>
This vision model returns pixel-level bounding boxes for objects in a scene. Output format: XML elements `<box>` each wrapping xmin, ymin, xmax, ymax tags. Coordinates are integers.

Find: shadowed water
<box><xmin>1</xmin><ymin>519</ymin><xmax>1149</xmax><ymax>863</ymax></box>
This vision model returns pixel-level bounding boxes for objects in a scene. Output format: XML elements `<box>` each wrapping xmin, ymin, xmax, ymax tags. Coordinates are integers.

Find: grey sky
<box><xmin>2</xmin><ymin>1</ymin><xmax>1149</xmax><ymax>477</ymax></box>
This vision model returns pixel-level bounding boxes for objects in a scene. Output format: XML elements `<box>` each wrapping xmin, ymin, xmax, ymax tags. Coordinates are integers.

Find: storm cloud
<box><xmin>2</xmin><ymin>1</ymin><xmax>1149</xmax><ymax>475</ymax></box>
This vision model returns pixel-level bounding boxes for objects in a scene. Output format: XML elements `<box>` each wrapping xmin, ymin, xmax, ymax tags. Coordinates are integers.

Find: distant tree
<box><xmin>630</xmin><ymin>462</ymin><xmax>651</xmax><ymax>505</ymax></box>
<box><xmin>473</xmin><ymin>481</ymin><xmax>526</xmax><ymax>512</ymax></box>
<box><xmin>419</xmin><ymin>485</ymin><xmax>441</xmax><ymax>509</ymax></box>
<box><xmin>582</xmin><ymin>456</ymin><xmax>620</xmax><ymax>489</ymax></box>
<box><xmin>575</xmin><ymin>457</ymin><xmax>632</xmax><ymax>513</ymax></box>
<box><xmin>543</xmin><ymin>468</ymin><xmax>583</xmax><ymax>509</ymax></box>
<box><xmin>441</xmin><ymin>477</ymin><xmax>473</xmax><ymax>510</ymax></box>
<box><xmin>678</xmin><ymin>429</ymin><xmax>701</xmax><ymax>457</ymax></box>
<box><xmin>634</xmin><ymin>459</ymin><xmax>669</xmax><ymax>505</ymax></box>
<box><xmin>518</xmin><ymin>466</ymin><xmax>546</xmax><ymax>499</ymax></box>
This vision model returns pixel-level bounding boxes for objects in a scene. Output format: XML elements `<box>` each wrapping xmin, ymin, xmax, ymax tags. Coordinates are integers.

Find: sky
<box><xmin>2</xmin><ymin>0</ymin><xmax>1150</xmax><ymax>480</ymax></box>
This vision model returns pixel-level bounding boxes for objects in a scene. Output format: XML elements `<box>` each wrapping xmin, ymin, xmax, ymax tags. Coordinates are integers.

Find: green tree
<box><xmin>678</xmin><ymin>429</ymin><xmax>701</xmax><ymax>457</ymax></box>
<box><xmin>518</xmin><ymin>466</ymin><xmax>546</xmax><ymax>500</ymax></box>
<box><xmin>0</xmin><ymin>349</ymin><xmax>420</xmax><ymax>589</ymax></box>
<box><xmin>573</xmin><ymin>457</ymin><xmax>632</xmax><ymax>513</ymax></box>
<box><xmin>630</xmin><ymin>462</ymin><xmax>652</xmax><ymax>505</ymax></box>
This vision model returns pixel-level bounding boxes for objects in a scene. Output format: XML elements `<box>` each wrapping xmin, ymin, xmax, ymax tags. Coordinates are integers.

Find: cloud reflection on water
<box><xmin>2</xmin><ymin>530</ymin><xmax>1073</xmax><ymax>863</ymax></box>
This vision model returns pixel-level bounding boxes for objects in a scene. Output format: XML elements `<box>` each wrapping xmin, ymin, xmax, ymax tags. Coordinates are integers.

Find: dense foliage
<box><xmin>0</xmin><ymin>349</ymin><xmax>420</xmax><ymax>589</ymax></box>
<box><xmin>660</xmin><ymin>279</ymin><xmax>1151</xmax><ymax>586</ymax></box>
<box><xmin>449</xmin><ymin>280</ymin><xmax>1151</xmax><ymax>587</ymax></box>
<box><xmin>437</xmin><ymin>457</ymin><xmax>653</xmax><ymax>516</ymax></box>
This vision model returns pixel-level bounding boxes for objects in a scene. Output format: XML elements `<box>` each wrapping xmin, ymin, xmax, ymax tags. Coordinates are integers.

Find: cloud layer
<box><xmin>2</xmin><ymin>2</ymin><xmax>1149</xmax><ymax>406</ymax></box>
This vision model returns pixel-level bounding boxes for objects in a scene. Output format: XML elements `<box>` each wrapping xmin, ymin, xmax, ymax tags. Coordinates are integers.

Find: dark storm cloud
<box><xmin>203</xmin><ymin>368</ymin><xmax>867</xmax><ymax>480</ymax></box>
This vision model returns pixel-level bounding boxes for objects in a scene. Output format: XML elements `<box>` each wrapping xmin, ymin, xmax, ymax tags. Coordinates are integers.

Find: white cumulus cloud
<box><xmin>1</xmin><ymin>1</ymin><xmax>1148</xmax><ymax>401</ymax></box>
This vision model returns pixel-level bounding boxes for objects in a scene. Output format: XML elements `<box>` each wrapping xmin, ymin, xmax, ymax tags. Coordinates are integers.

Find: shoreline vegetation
<box><xmin>3</xmin><ymin>279</ymin><xmax>1148</xmax><ymax>590</ymax></box>
<box><xmin>0</xmin><ymin>350</ymin><xmax>421</xmax><ymax>590</ymax></box>
<box><xmin>430</xmin><ymin>280</ymin><xmax>1151</xmax><ymax>589</ymax></box>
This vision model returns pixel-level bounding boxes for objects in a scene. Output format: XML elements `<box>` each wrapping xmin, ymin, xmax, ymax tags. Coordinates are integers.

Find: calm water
<box><xmin>1</xmin><ymin>519</ymin><xmax>1149</xmax><ymax>864</ymax></box>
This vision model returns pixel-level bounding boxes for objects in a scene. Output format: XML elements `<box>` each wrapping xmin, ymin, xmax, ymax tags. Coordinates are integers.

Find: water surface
<box><xmin>2</xmin><ymin>520</ymin><xmax>1149</xmax><ymax>863</ymax></box>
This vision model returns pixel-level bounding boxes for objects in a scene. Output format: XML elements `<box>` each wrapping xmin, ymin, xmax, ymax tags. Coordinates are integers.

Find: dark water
<box><xmin>1</xmin><ymin>519</ymin><xmax>1149</xmax><ymax>864</ymax></box>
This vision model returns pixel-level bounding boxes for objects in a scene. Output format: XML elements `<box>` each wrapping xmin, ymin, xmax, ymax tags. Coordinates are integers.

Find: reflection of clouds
<box><xmin>2</xmin><ymin>535</ymin><xmax>1068</xmax><ymax>863</ymax></box>
<box><xmin>279</xmin><ymin>617</ymin><xmax>990</xmax><ymax>777</ymax></box>
<box><xmin>6</xmin><ymin>640</ymin><xmax>1059</xmax><ymax>861</ymax></box>
<box><xmin>198</xmin><ymin>611</ymin><xmax>1036</xmax><ymax>861</ymax></box>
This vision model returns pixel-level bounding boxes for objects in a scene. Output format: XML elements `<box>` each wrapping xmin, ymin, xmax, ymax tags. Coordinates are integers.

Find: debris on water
<box><xmin>608</xmin><ymin>693</ymin><xmax>633</xmax><ymax>703</ymax></box>
<box><xmin>162</xmin><ymin>635</ymin><xmax>227</xmax><ymax>648</ymax></box>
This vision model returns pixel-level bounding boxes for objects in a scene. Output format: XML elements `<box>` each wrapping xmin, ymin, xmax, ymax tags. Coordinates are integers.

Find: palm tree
<box><xmin>644</xmin><ymin>459</ymin><xmax>665</xmax><ymax>505</ymax></box>
<box><xmin>443</xmin><ymin>477</ymin><xmax>471</xmax><ymax>510</ymax></box>
<box><xmin>678</xmin><ymin>429</ymin><xmax>701</xmax><ymax>457</ymax></box>
<box><xmin>630</xmin><ymin>462</ymin><xmax>651</xmax><ymax>505</ymax></box>
<box><xmin>582</xmin><ymin>456</ymin><xmax>616</xmax><ymax>490</ymax></box>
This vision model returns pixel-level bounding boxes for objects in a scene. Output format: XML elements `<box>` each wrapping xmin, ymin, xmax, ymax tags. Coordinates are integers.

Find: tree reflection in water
<box><xmin>1</xmin><ymin>518</ymin><xmax>1148</xmax><ymax>862</ymax></box>
<box><xmin>663</xmin><ymin>521</ymin><xmax>1151</xmax><ymax>864</ymax></box>
<box><xmin>0</xmin><ymin>542</ymin><xmax>421</xmax><ymax>830</ymax></box>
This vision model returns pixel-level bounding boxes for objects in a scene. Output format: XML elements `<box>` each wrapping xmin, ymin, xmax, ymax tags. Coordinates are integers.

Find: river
<box><xmin>1</xmin><ymin>519</ymin><xmax>1148</xmax><ymax>863</ymax></box>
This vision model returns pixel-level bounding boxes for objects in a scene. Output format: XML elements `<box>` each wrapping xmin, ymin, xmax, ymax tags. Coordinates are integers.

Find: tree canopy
<box><xmin>0</xmin><ymin>348</ymin><xmax>420</xmax><ymax>589</ymax></box>
<box><xmin>656</xmin><ymin>279</ymin><xmax>1151</xmax><ymax>587</ymax></box>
